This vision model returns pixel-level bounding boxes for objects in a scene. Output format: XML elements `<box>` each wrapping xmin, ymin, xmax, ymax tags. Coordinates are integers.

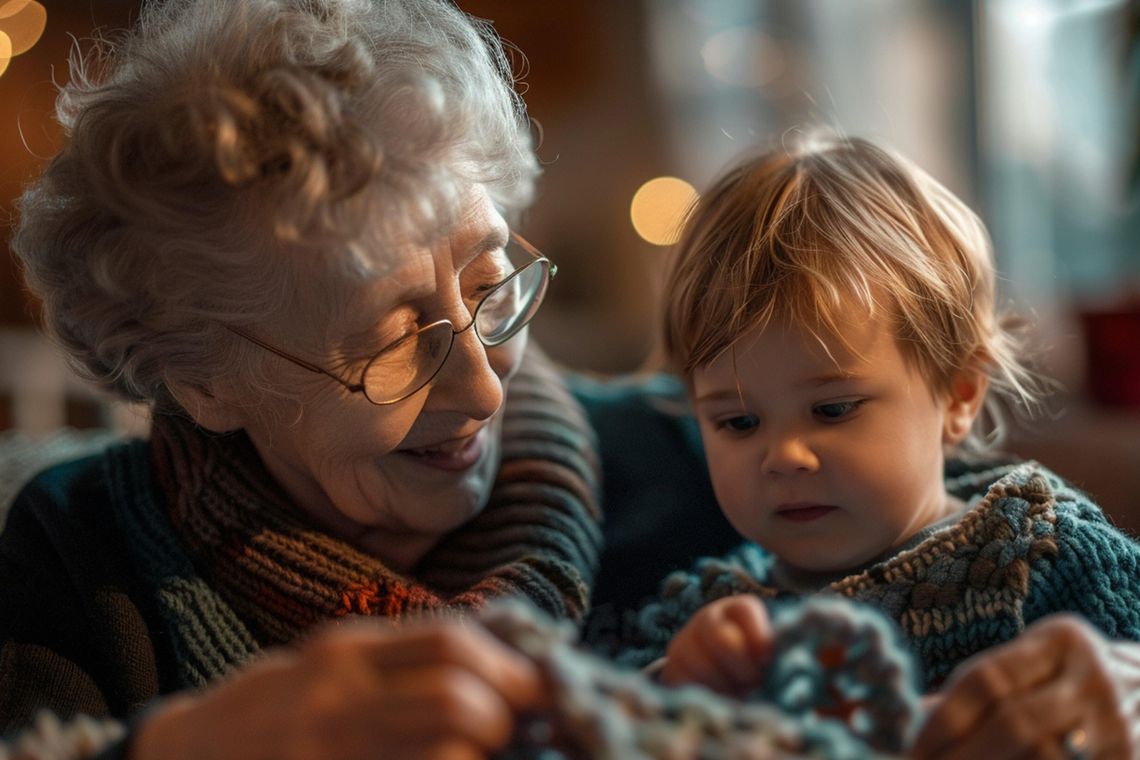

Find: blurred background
<box><xmin>1</xmin><ymin>1</ymin><xmax>1138</xmax><ymax>523</ymax></box>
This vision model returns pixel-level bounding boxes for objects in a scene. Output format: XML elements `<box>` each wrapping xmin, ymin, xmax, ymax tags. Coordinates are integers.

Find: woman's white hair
<box><xmin>14</xmin><ymin>0</ymin><xmax>539</xmax><ymax>407</ymax></box>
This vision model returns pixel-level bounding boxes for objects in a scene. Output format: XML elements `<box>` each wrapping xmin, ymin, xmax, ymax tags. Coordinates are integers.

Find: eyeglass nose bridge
<box><xmin>361</xmin><ymin>240</ymin><xmax>552</xmax><ymax>404</ymax></box>
<box><xmin>221</xmin><ymin>235</ymin><xmax>553</xmax><ymax>407</ymax></box>
<box><xmin>411</xmin><ymin>284</ymin><xmax>519</xmax><ymax>381</ymax></box>
<box><xmin>436</xmin><ymin>254</ymin><xmax>548</xmax><ymax>349</ymax></box>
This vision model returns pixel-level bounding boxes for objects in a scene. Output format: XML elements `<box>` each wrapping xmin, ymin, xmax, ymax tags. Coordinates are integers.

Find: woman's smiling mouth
<box><xmin>399</xmin><ymin>429</ymin><xmax>485</xmax><ymax>471</ymax></box>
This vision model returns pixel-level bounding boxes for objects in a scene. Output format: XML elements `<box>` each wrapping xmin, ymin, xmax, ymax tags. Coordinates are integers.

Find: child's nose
<box><xmin>762</xmin><ymin>433</ymin><xmax>820</xmax><ymax>475</ymax></box>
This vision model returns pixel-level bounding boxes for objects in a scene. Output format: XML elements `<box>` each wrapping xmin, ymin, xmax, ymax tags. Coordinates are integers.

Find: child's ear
<box><xmin>942</xmin><ymin>364</ymin><xmax>988</xmax><ymax>446</ymax></box>
<box><xmin>167</xmin><ymin>381</ymin><xmax>246</xmax><ymax>433</ymax></box>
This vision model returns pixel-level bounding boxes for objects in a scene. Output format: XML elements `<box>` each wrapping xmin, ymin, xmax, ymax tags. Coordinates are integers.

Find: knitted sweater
<box><xmin>619</xmin><ymin>461</ymin><xmax>1140</xmax><ymax>688</ymax></box>
<box><xmin>0</xmin><ymin>349</ymin><xmax>602</xmax><ymax>736</ymax></box>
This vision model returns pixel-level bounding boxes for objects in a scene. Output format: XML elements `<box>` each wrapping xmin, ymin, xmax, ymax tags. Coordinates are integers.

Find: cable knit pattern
<box><xmin>142</xmin><ymin>345</ymin><xmax>602</xmax><ymax>660</ymax></box>
<box><xmin>619</xmin><ymin>462</ymin><xmax>1140</xmax><ymax>688</ymax></box>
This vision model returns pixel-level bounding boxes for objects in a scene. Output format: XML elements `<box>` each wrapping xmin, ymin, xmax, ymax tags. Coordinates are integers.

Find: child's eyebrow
<box><xmin>797</xmin><ymin>371</ymin><xmax>861</xmax><ymax>389</ymax></box>
<box><xmin>693</xmin><ymin>389</ymin><xmax>741</xmax><ymax>405</ymax></box>
<box><xmin>694</xmin><ymin>371</ymin><xmax>866</xmax><ymax>405</ymax></box>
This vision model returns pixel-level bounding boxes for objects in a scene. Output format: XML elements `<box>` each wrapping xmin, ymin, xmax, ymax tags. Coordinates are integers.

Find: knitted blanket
<box><xmin>618</xmin><ymin>462</ymin><xmax>1140</xmax><ymax>688</ymax></box>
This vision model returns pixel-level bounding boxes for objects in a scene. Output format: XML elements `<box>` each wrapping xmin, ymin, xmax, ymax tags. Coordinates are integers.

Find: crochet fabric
<box><xmin>619</xmin><ymin>462</ymin><xmax>1140</xmax><ymax>688</ymax></box>
<box><xmin>118</xmin><ymin>344</ymin><xmax>603</xmax><ymax>687</ymax></box>
<box><xmin>486</xmin><ymin>597</ymin><xmax>920</xmax><ymax>760</ymax></box>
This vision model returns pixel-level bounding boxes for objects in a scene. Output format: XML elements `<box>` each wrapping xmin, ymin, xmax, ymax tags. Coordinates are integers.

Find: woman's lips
<box><xmin>775</xmin><ymin>503</ymin><xmax>838</xmax><ymax>523</ymax></box>
<box><xmin>399</xmin><ymin>429</ymin><xmax>485</xmax><ymax>472</ymax></box>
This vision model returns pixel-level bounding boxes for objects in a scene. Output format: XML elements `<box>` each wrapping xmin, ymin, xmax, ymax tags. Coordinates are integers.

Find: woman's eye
<box><xmin>465</xmin><ymin>274</ymin><xmax>509</xmax><ymax>303</ymax></box>
<box><xmin>717</xmin><ymin>414</ymin><xmax>759</xmax><ymax>433</ymax></box>
<box><xmin>463</xmin><ymin>251</ymin><xmax>511</xmax><ymax>296</ymax></box>
<box><xmin>813</xmin><ymin>400</ymin><xmax>864</xmax><ymax>421</ymax></box>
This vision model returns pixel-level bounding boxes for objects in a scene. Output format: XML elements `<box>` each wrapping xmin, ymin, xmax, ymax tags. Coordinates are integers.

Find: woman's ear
<box><xmin>167</xmin><ymin>382</ymin><xmax>246</xmax><ymax>433</ymax></box>
<box><xmin>942</xmin><ymin>365</ymin><xmax>989</xmax><ymax>446</ymax></box>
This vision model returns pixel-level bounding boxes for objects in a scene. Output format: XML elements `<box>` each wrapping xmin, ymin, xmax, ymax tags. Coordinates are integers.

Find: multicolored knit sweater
<box><xmin>618</xmin><ymin>461</ymin><xmax>1140</xmax><ymax>688</ymax></box>
<box><xmin>0</xmin><ymin>346</ymin><xmax>602</xmax><ymax>735</ymax></box>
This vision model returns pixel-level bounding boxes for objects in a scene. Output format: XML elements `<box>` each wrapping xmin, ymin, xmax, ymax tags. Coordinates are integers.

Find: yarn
<box><xmin>483</xmin><ymin>596</ymin><xmax>921</xmax><ymax>759</ymax></box>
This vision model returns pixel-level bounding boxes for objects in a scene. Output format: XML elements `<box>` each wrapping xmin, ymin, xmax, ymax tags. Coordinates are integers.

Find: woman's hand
<box><xmin>131</xmin><ymin>617</ymin><xmax>545</xmax><ymax>760</ymax></box>
<box><xmin>913</xmin><ymin>614</ymin><xmax>1140</xmax><ymax>760</ymax></box>
<box><xmin>660</xmin><ymin>594</ymin><xmax>773</xmax><ymax>697</ymax></box>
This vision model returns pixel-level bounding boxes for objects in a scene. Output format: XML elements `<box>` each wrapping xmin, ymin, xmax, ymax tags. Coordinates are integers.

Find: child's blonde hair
<box><xmin>662</xmin><ymin>134</ymin><xmax>1046</xmax><ymax>450</ymax></box>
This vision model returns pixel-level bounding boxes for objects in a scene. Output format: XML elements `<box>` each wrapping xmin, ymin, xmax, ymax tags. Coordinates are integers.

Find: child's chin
<box><xmin>780</xmin><ymin>545</ymin><xmax>877</xmax><ymax>574</ymax></box>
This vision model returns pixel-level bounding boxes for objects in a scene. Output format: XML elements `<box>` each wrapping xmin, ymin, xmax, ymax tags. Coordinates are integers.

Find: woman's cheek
<box><xmin>333</xmin><ymin>398</ymin><xmax>424</xmax><ymax>453</ymax></box>
<box><xmin>491</xmin><ymin>330</ymin><xmax>528</xmax><ymax>382</ymax></box>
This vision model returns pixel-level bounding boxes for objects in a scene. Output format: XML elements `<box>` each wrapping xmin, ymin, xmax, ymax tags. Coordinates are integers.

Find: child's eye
<box><xmin>717</xmin><ymin>414</ymin><xmax>759</xmax><ymax>433</ymax></box>
<box><xmin>813</xmin><ymin>400</ymin><xmax>865</xmax><ymax>421</ymax></box>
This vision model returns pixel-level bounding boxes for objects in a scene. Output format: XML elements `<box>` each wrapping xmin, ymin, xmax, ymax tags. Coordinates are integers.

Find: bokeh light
<box><xmin>0</xmin><ymin>0</ymin><xmax>45</xmax><ymax>79</ymax></box>
<box><xmin>0</xmin><ymin>0</ymin><xmax>32</xmax><ymax>18</ymax></box>
<box><xmin>0</xmin><ymin>30</ymin><xmax>11</xmax><ymax>78</ymax></box>
<box><xmin>630</xmin><ymin>176</ymin><xmax>699</xmax><ymax>246</ymax></box>
<box><xmin>701</xmin><ymin>27</ymin><xmax>785</xmax><ymax>88</ymax></box>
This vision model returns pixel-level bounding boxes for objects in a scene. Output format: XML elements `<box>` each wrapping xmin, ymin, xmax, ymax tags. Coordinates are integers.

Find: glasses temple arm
<box><xmin>222</xmin><ymin>324</ymin><xmax>363</xmax><ymax>392</ymax></box>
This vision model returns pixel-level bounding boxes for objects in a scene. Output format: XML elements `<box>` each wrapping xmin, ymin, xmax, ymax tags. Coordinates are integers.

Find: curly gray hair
<box><xmin>14</xmin><ymin>0</ymin><xmax>539</xmax><ymax>406</ymax></box>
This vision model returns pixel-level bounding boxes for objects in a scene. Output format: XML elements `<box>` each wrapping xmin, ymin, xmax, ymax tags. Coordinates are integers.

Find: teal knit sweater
<box><xmin>619</xmin><ymin>461</ymin><xmax>1140</xmax><ymax>688</ymax></box>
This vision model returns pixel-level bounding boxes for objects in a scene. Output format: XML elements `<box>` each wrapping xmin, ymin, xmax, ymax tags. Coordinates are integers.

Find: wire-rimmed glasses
<box><xmin>225</xmin><ymin>232</ymin><xmax>556</xmax><ymax>405</ymax></box>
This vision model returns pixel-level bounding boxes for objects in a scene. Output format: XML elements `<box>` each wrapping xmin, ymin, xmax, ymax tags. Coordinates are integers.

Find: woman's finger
<box><xmin>389</xmin><ymin>737</ymin><xmax>484</xmax><ymax>760</ymax></box>
<box><xmin>319</xmin><ymin>620</ymin><xmax>545</xmax><ymax>712</ymax></box>
<box><xmin>366</xmin><ymin>665</ymin><xmax>521</xmax><ymax>751</ymax></box>
<box><xmin>921</xmin><ymin>671</ymin><xmax>1080</xmax><ymax>760</ymax></box>
<box><xmin>912</xmin><ymin>629</ymin><xmax>1064</xmax><ymax>757</ymax></box>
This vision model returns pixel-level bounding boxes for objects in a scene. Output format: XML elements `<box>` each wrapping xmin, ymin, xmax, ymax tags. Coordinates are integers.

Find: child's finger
<box><xmin>663</xmin><ymin>596</ymin><xmax>774</xmax><ymax>695</ymax></box>
<box><xmin>663</xmin><ymin>632</ymin><xmax>734</xmax><ymax>692</ymax></box>
<box><xmin>694</xmin><ymin>614</ymin><xmax>764</xmax><ymax>694</ymax></box>
<box><xmin>719</xmin><ymin>595</ymin><xmax>773</xmax><ymax>666</ymax></box>
<box><xmin>686</xmin><ymin>597</ymin><xmax>770</xmax><ymax>694</ymax></box>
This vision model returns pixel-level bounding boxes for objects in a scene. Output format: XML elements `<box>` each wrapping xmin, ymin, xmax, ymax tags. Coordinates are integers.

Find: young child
<box><xmin>629</xmin><ymin>134</ymin><xmax>1140</xmax><ymax>697</ymax></box>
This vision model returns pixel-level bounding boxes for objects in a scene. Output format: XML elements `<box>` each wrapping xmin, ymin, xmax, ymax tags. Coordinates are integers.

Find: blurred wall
<box><xmin>1</xmin><ymin>1</ymin><xmax>1138</xmax><ymax>523</ymax></box>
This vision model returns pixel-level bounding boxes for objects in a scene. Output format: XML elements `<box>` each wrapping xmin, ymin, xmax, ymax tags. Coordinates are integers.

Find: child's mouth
<box><xmin>775</xmin><ymin>503</ymin><xmax>838</xmax><ymax>523</ymax></box>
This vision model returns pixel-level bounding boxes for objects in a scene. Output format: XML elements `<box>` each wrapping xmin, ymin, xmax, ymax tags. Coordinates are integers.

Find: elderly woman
<box><xmin>5</xmin><ymin>1</ymin><xmax>1140</xmax><ymax>759</ymax></box>
<box><xmin>2</xmin><ymin>0</ymin><xmax>601</xmax><ymax>757</ymax></box>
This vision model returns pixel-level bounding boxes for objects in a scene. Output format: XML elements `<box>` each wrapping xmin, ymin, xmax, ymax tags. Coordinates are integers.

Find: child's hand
<box><xmin>660</xmin><ymin>594</ymin><xmax>773</xmax><ymax>697</ymax></box>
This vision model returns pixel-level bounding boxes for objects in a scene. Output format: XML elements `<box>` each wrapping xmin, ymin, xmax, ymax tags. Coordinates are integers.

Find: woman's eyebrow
<box><xmin>456</xmin><ymin>229</ymin><xmax>509</xmax><ymax>269</ymax></box>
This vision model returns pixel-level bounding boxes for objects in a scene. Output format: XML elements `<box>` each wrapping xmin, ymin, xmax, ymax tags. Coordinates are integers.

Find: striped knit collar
<box><xmin>148</xmin><ymin>345</ymin><xmax>602</xmax><ymax>648</ymax></box>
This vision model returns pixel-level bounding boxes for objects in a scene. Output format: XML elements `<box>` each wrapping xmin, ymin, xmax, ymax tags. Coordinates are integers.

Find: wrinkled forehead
<box><xmin>287</xmin><ymin>185</ymin><xmax>508</xmax><ymax>338</ymax></box>
<box><xmin>345</xmin><ymin>181</ymin><xmax>503</xmax><ymax>273</ymax></box>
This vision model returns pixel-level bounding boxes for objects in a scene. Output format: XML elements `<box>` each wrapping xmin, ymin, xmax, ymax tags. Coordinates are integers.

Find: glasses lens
<box><xmin>361</xmin><ymin>322</ymin><xmax>453</xmax><ymax>404</ymax></box>
<box><xmin>475</xmin><ymin>258</ymin><xmax>549</xmax><ymax>345</ymax></box>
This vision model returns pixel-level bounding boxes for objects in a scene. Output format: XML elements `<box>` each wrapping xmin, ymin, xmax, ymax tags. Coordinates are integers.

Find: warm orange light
<box><xmin>0</xmin><ymin>1</ymin><xmax>33</xmax><ymax>19</ymax></box>
<box><xmin>0</xmin><ymin>30</ymin><xmax>11</xmax><ymax>79</ymax></box>
<box><xmin>630</xmin><ymin>176</ymin><xmax>699</xmax><ymax>246</ymax></box>
<box><xmin>0</xmin><ymin>0</ymin><xmax>45</xmax><ymax>56</ymax></box>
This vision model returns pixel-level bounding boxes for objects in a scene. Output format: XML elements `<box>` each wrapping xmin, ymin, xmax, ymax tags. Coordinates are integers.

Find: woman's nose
<box><xmin>426</xmin><ymin>324</ymin><xmax>506</xmax><ymax>421</ymax></box>
<box><xmin>762</xmin><ymin>431</ymin><xmax>820</xmax><ymax>476</ymax></box>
